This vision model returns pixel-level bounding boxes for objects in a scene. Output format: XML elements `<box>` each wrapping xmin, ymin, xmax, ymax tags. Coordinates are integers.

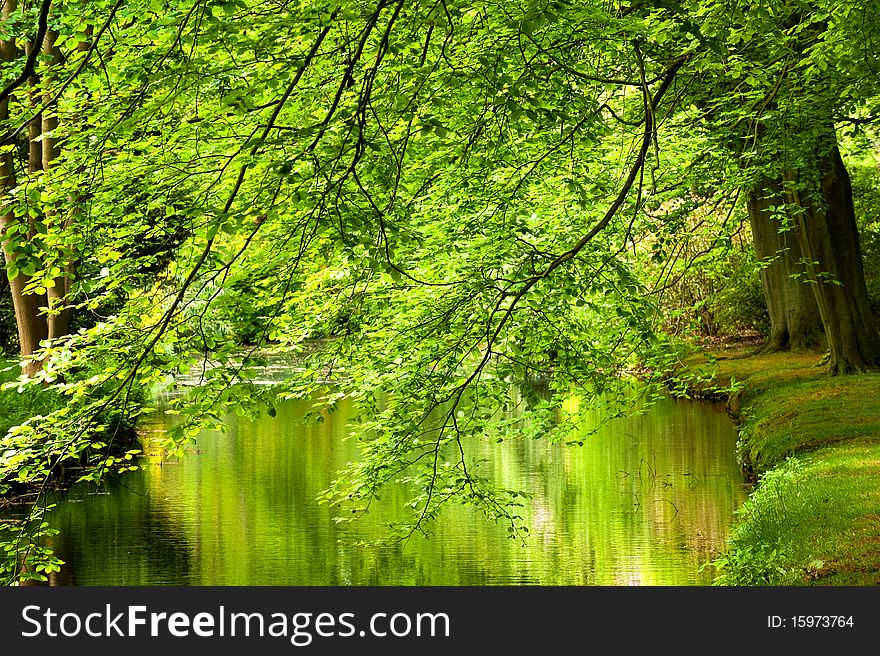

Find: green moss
<box><xmin>681</xmin><ymin>352</ymin><xmax>880</xmax><ymax>586</ymax></box>
<box><xmin>738</xmin><ymin>375</ymin><xmax>880</xmax><ymax>473</ymax></box>
<box><xmin>677</xmin><ymin>348</ymin><xmax>824</xmax><ymax>398</ymax></box>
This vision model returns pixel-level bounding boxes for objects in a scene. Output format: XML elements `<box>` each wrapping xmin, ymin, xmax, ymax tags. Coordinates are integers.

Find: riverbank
<box><xmin>677</xmin><ymin>348</ymin><xmax>880</xmax><ymax>585</ymax></box>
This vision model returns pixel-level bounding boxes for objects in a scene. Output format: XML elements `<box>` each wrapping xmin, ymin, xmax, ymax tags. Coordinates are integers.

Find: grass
<box><xmin>675</xmin><ymin>347</ymin><xmax>825</xmax><ymax>400</ymax></box>
<box><xmin>678</xmin><ymin>347</ymin><xmax>880</xmax><ymax>585</ymax></box>
<box><xmin>737</xmin><ymin>374</ymin><xmax>880</xmax><ymax>474</ymax></box>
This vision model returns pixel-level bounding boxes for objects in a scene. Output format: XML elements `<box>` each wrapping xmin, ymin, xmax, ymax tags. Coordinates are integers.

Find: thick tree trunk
<box><xmin>748</xmin><ymin>175</ymin><xmax>825</xmax><ymax>353</ymax></box>
<box><xmin>785</xmin><ymin>138</ymin><xmax>880</xmax><ymax>374</ymax></box>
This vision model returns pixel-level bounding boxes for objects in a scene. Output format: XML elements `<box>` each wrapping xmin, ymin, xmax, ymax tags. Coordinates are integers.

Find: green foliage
<box><xmin>0</xmin><ymin>360</ymin><xmax>58</xmax><ymax>439</ymax></box>
<box><xmin>0</xmin><ymin>281</ymin><xmax>16</xmax><ymax>354</ymax></box>
<box><xmin>710</xmin><ymin>443</ymin><xmax>880</xmax><ymax>586</ymax></box>
<box><xmin>847</xmin><ymin>143</ymin><xmax>880</xmax><ymax>316</ymax></box>
<box><xmin>0</xmin><ymin>355</ymin><xmax>146</xmax><ymax>583</ymax></box>
<box><xmin>0</xmin><ymin>511</ymin><xmax>64</xmax><ymax>584</ymax></box>
<box><xmin>0</xmin><ymin>0</ymin><xmax>879</xmax><ymax>583</ymax></box>
<box><xmin>655</xmin><ymin>230</ymin><xmax>769</xmax><ymax>339</ymax></box>
<box><xmin>712</xmin><ymin>259</ymin><xmax>769</xmax><ymax>337</ymax></box>
<box><xmin>709</xmin><ymin>459</ymin><xmax>812</xmax><ymax>585</ymax></box>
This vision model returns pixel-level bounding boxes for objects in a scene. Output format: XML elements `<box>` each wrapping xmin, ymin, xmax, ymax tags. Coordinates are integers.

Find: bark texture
<box><xmin>0</xmin><ymin>8</ymin><xmax>74</xmax><ymax>374</ymax></box>
<box><xmin>1</xmin><ymin>0</ymin><xmax>49</xmax><ymax>375</ymax></box>
<box><xmin>785</xmin><ymin>139</ymin><xmax>880</xmax><ymax>374</ymax></box>
<box><xmin>41</xmin><ymin>29</ymin><xmax>73</xmax><ymax>341</ymax></box>
<box><xmin>748</xmin><ymin>175</ymin><xmax>825</xmax><ymax>353</ymax></box>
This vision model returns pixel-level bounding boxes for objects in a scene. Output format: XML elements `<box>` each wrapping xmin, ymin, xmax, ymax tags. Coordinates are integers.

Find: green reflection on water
<box><xmin>43</xmin><ymin>391</ymin><xmax>747</xmax><ymax>585</ymax></box>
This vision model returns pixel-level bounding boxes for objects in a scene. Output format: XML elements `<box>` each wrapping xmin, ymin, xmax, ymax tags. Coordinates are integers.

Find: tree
<box><xmin>690</xmin><ymin>0</ymin><xmax>880</xmax><ymax>371</ymax></box>
<box><xmin>746</xmin><ymin>175</ymin><xmax>826</xmax><ymax>353</ymax></box>
<box><xmin>1</xmin><ymin>0</ymin><xmax>47</xmax><ymax>376</ymax></box>
<box><xmin>0</xmin><ymin>0</ymin><xmax>92</xmax><ymax>375</ymax></box>
<box><xmin>1</xmin><ymin>0</ymin><xmax>879</xmax><ymax>582</ymax></box>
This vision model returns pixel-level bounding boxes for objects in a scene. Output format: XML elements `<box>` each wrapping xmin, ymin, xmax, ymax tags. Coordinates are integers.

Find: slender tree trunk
<box><xmin>23</xmin><ymin>41</ymin><xmax>42</xmax><ymax>175</ymax></box>
<box><xmin>785</xmin><ymin>136</ymin><xmax>880</xmax><ymax>374</ymax></box>
<box><xmin>40</xmin><ymin>31</ymin><xmax>61</xmax><ymax>171</ymax></box>
<box><xmin>41</xmin><ymin>28</ymin><xmax>73</xmax><ymax>341</ymax></box>
<box><xmin>748</xmin><ymin>175</ymin><xmax>825</xmax><ymax>352</ymax></box>
<box><xmin>0</xmin><ymin>0</ymin><xmax>48</xmax><ymax>375</ymax></box>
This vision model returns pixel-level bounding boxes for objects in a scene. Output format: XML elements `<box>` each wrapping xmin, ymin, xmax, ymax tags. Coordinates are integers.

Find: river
<box><xmin>27</xmin><ymin>384</ymin><xmax>749</xmax><ymax>586</ymax></box>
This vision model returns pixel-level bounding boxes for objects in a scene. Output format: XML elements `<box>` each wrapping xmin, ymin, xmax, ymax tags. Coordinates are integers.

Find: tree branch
<box><xmin>0</xmin><ymin>0</ymin><xmax>52</xmax><ymax>105</ymax></box>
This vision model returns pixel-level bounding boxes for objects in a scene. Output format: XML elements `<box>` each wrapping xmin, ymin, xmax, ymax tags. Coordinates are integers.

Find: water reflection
<box><xmin>44</xmin><ymin>391</ymin><xmax>747</xmax><ymax>585</ymax></box>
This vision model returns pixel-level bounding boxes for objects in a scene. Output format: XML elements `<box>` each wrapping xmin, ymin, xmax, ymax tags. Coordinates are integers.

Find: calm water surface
<box><xmin>42</xmin><ymin>390</ymin><xmax>747</xmax><ymax>585</ymax></box>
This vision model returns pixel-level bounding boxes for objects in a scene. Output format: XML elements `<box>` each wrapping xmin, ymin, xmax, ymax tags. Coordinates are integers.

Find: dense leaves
<box><xmin>0</xmin><ymin>0</ymin><xmax>878</xmax><ymax>582</ymax></box>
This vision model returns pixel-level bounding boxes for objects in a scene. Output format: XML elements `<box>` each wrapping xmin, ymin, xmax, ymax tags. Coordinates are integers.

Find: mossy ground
<box><xmin>679</xmin><ymin>347</ymin><xmax>880</xmax><ymax>585</ymax></box>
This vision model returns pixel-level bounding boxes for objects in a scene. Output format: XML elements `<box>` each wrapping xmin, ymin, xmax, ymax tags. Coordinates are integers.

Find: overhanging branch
<box><xmin>0</xmin><ymin>0</ymin><xmax>52</xmax><ymax>105</ymax></box>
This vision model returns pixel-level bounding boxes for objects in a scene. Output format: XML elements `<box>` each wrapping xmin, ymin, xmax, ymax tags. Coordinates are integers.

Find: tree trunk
<box><xmin>785</xmin><ymin>137</ymin><xmax>880</xmax><ymax>374</ymax></box>
<box><xmin>41</xmin><ymin>28</ymin><xmax>73</xmax><ymax>341</ymax></box>
<box><xmin>0</xmin><ymin>0</ymin><xmax>49</xmax><ymax>376</ymax></box>
<box><xmin>23</xmin><ymin>41</ymin><xmax>42</xmax><ymax>175</ymax></box>
<box><xmin>748</xmin><ymin>175</ymin><xmax>825</xmax><ymax>353</ymax></box>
